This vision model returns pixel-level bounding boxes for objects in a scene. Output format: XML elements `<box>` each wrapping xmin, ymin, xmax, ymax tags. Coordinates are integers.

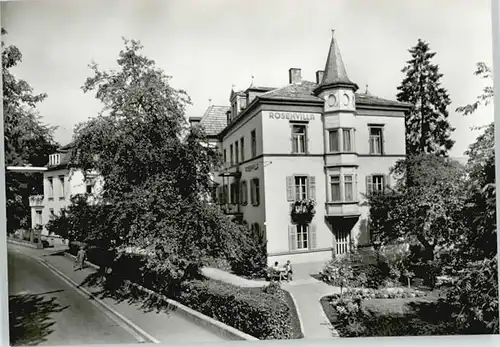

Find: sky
<box><xmin>1</xmin><ymin>0</ymin><xmax>494</xmax><ymax>159</ymax></box>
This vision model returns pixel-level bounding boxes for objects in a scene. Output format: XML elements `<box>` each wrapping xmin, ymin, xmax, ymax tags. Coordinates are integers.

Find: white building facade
<box><xmin>29</xmin><ymin>143</ymin><xmax>102</xmax><ymax>235</ymax></box>
<box><xmin>191</xmin><ymin>32</ymin><xmax>411</xmax><ymax>267</ymax></box>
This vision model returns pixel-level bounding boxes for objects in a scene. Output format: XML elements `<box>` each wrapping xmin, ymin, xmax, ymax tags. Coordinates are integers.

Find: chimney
<box><xmin>188</xmin><ymin>117</ymin><xmax>201</xmax><ymax>127</ymax></box>
<box><xmin>289</xmin><ymin>68</ymin><xmax>302</xmax><ymax>84</ymax></box>
<box><xmin>316</xmin><ymin>70</ymin><xmax>324</xmax><ymax>84</ymax></box>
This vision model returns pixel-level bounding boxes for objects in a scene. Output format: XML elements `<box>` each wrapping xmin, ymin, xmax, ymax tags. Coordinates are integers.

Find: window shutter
<box><xmin>385</xmin><ymin>174</ymin><xmax>391</xmax><ymax>188</ymax></box>
<box><xmin>250</xmin><ymin>180</ymin><xmax>255</xmax><ymax>205</ymax></box>
<box><xmin>243</xmin><ymin>181</ymin><xmax>248</xmax><ymax>204</ymax></box>
<box><xmin>366</xmin><ymin>175</ymin><xmax>373</xmax><ymax>195</ymax></box>
<box><xmin>289</xmin><ymin>225</ymin><xmax>297</xmax><ymax>251</ymax></box>
<box><xmin>310</xmin><ymin>223</ymin><xmax>317</xmax><ymax>249</ymax></box>
<box><xmin>286</xmin><ymin>176</ymin><xmax>294</xmax><ymax>201</ymax></box>
<box><xmin>308</xmin><ymin>176</ymin><xmax>316</xmax><ymax>200</ymax></box>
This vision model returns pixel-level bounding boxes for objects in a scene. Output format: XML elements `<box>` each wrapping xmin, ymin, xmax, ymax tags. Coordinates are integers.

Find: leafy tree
<box><xmin>2</xmin><ymin>28</ymin><xmax>58</xmax><ymax>234</ymax></box>
<box><xmin>69</xmin><ymin>39</ymin><xmax>257</xmax><ymax>283</ymax></box>
<box><xmin>456</xmin><ymin>62</ymin><xmax>493</xmax><ymax>117</ymax></box>
<box><xmin>396</xmin><ymin>39</ymin><xmax>455</xmax><ymax>156</ymax></box>
<box><xmin>366</xmin><ymin>154</ymin><xmax>467</xmax><ymax>285</ymax></box>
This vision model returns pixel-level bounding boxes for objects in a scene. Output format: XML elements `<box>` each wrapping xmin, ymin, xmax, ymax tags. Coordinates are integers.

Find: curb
<box><xmin>318</xmin><ymin>294</ymin><xmax>340</xmax><ymax>338</ymax></box>
<box><xmin>281</xmin><ymin>287</ymin><xmax>305</xmax><ymax>337</ymax></box>
<box><xmin>7</xmin><ymin>238</ymin><xmax>41</xmax><ymax>249</ymax></box>
<box><xmin>35</xmin><ymin>256</ymin><xmax>161</xmax><ymax>344</ymax></box>
<box><xmin>125</xmin><ymin>281</ymin><xmax>259</xmax><ymax>341</ymax></box>
<box><xmin>63</xmin><ymin>252</ymin><xmax>258</xmax><ymax>341</ymax></box>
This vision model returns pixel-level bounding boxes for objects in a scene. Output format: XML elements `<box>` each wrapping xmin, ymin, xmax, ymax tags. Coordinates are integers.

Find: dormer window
<box><xmin>239</xmin><ymin>97</ymin><xmax>247</xmax><ymax>111</ymax></box>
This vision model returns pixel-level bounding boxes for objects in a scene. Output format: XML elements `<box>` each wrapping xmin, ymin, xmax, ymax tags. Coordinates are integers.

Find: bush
<box><xmin>321</xmin><ymin>256</ymin><xmax>390</xmax><ymax>289</ymax></box>
<box><xmin>229</xmin><ymin>226</ymin><xmax>268</xmax><ymax>279</ymax></box>
<box><xmin>179</xmin><ymin>279</ymin><xmax>293</xmax><ymax>340</ymax></box>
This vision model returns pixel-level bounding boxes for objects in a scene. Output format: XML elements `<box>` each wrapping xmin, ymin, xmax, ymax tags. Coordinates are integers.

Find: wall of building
<box><xmin>355</xmin><ymin>110</ymin><xmax>406</xmax><ymax>156</ymax></box>
<box><xmin>263</xmin><ymin>156</ymin><xmax>332</xmax><ymax>265</ymax></box>
<box><xmin>36</xmin><ymin>168</ymin><xmax>103</xmax><ymax>235</ymax></box>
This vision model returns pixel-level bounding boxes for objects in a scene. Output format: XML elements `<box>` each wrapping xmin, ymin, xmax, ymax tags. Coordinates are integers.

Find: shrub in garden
<box><xmin>229</xmin><ymin>224</ymin><xmax>268</xmax><ymax>279</ymax></box>
<box><xmin>179</xmin><ymin>279</ymin><xmax>293</xmax><ymax>340</ymax></box>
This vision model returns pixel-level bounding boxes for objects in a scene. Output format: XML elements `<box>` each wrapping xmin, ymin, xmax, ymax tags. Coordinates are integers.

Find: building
<box><xmin>29</xmin><ymin>142</ymin><xmax>103</xmax><ymax>235</ymax></box>
<box><xmin>190</xmin><ymin>32</ymin><xmax>412</xmax><ymax>267</ymax></box>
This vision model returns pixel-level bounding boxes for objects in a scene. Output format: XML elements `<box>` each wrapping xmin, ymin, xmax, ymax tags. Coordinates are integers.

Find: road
<box><xmin>7</xmin><ymin>248</ymin><xmax>141</xmax><ymax>346</ymax></box>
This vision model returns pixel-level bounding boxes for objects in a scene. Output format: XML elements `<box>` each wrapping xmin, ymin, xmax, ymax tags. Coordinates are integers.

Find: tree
<box><xmin>70</xmin><ymin>39</ymin><xmax>256</xmax><ymax>285</ymax></box>
<box><xmin>366</xmin><ymin>154</ymin><xmax>468</xmax><ymax>285</ymax></box>
<box><xmin>397</xmin><ymin>39</ymin><xmax>455</xmax><ymax>156</ymax></box>
<box><xmin>2</xmin><ymin>28</ymin><xmax>58</xmax><ymax>234</ymax></box>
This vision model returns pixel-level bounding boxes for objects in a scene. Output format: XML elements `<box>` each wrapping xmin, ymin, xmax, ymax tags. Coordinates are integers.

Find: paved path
<box><xmin>202</xmin><ymin>266</ymin><xmax>341</xmax><ymax>339</ymax></box>
<box><xmin>8</xmin><ymin>244</ymin><xmax>229</xmax><ymax>345</ymax></box>
<box><xmin>8</xmin><ymin>247</ymin><xmax>139</xmax><ymax>346</ymax></box>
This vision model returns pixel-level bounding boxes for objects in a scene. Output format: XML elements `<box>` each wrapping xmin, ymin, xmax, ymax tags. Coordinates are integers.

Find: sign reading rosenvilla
<box><xmin>268</xmin><ymin>112</ymin><xmax>316</xmax><ymax>121</ymax></box>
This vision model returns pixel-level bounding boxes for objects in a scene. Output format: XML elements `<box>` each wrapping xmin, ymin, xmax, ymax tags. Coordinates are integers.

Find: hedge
<box><xmin>178</xmin><ymin>279</ymin><xmax>294</xmax><ymax>340</ymax></box>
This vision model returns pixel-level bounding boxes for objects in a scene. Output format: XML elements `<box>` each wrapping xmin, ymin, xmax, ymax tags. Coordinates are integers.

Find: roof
<box><xmin>316</xmin><ymin>31</ymin><xmax>357</xmax><ymax>92</ymax></box>
<box><xmin>198</xmin><ymin>105</ymin><xmax>230</xmax><ymax>136</ymax></box>
<box><xmin>58</xmin><ymin>141</ymin><xmax>77</xmax><ymax>151</ymax></box>
<box><xmin>259</xmin><ymin>80</ymin><xmax>411</xmax><ymax>108</ymax></box>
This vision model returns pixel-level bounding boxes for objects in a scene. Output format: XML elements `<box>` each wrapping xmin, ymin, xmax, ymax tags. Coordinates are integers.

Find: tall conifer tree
<box><xmin>397</xmin><ymin>39</ymin><xmax>455</xmax><ymax>156</ymax></box>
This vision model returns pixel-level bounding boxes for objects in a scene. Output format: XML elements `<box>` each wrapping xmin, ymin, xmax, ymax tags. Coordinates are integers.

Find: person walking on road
<box><xmin>74</xmin><ymin>246</ymin><xmax>87</xmax><ymax>271</ymax></box>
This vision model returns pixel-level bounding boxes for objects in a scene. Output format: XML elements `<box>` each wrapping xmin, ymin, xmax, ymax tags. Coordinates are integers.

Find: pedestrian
<box><xmin>284</xmin><ymin>260</ymin><xmax>293</xmax><ymax>282</ymax></box>
<box><xmin>74</xmin><ymin>246</ymin><xmax>86</xmax><ymax>271</ymax></box>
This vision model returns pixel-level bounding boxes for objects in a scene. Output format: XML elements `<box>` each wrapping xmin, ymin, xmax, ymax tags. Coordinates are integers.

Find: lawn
<box><xmin>320</xmin><ymin>289</ymin><xmax>458</xmax><ymax>337</ymax></box>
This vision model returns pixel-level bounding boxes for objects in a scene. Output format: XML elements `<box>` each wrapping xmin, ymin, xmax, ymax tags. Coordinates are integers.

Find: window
<box><xmin>329</xmin><ymin>130</ymin><xmax>339</xmax><ymax>152</ymax></box>
<box><xmin>296</xmin><ymin>224</ymin><xmax>309</xmax><ymax>250</ymax></box>
<box><xmin>291</xmin><ymin>124</ymin><xmax>307</xmax><ymax>153</ymax></box>
<box><xmin>294</xmin><ymin>176</ymin><xmax>308</xmax><ymax>200</ymax></box>
<box><xmin>330</xmin><ymin>175</ymin><xmax>341</xmax><ymax>201</ymax></box>
<box><xmin>223</xmin><ymin>149</ymin><xmax>227</xmax><ymax>165</ymax></box>
<box><xmin>251</xmin><ymin>130</ymin><xmax>257</xmax><ymax>158</ymax></box>
<box><xmin>343</xmin><ymin>129</ymin><xmax>353</xmax><ymax>152</ymax></box>
<box><xmin>47</xmin><ymin>177</ymin><xmax>54</xmax><ymax>199</ymax></box>
<box><xmin>240</xmin><ymin>180</ymin><xmax>248</xmax><ymax>205</ymax></box>
<box><xmin>250</xmin><ymin>178</ymin><xmax>260</xmax><ymax>205</ymax></box>
<box><xmin>240</xmin><ymin>137</ymin><xmax>245</xmax><ymax>162</ymax></box>
<box><xmin>336</xmin><ymin>229</ymin><xmax>350</xmax><ymax>255</ymax></box>
<box><xmin>230</xmin><ymin>182</ymin><xmax>239</xmax><ymax>204</ymax></box>
<box><xmin>229</xmin><ymin>144</ymin><xmax>234</xmax><ymax>165</ymax></box>
<box><xmin>58</xmin><ymin>175</ymin><xmax>65</xmax><ymax>199</ymax></box>
<box><xmin>86</xmin><ymin>183</ymin><xmax>93</xmax><ymax>194</ymax></box>
<box><xmin>369</xmin><ymin>126</ymin><xmax>383</xmax><ymax>154</ymax></box>
<box><xmin>49</xmin><ymin>209</ymin><xmax>55</xmax><ymax>220</ymax></box>
<box><xmin>344</xmin><ymin>175</ymin><xmax>354</xmax><ymax>201</ymax></box>
<box><xmin>35</xmin><ymin>210</ymin><xmax>42</xmax><ymax>225</ymax></box>
<box><xmin>366</xmin><ymin>175</ymin><xmax>385</xmax><ymax>194</ymax></box>
<box><xmin>235</xmin><ymin>142</ymin><xmax>239</xmax><ymax>164</ymax></box>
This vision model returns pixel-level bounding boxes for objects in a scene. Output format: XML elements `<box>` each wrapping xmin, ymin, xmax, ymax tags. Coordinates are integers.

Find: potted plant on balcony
<box><xmin>291</xmin><ymin>199</ymin><xmax>316</xmax><ymax>224</ymax></box>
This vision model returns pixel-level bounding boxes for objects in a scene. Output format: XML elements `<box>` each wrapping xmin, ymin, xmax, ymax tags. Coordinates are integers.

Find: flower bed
<box><xmin>330</xmin><ymin>287</ymin><xmax>428</xmax><ymax>300</ymax></box>
<box><xmin>320</xmin><ymin>288</ymin><xmax>457</xmax><ymax>337</ymax></box>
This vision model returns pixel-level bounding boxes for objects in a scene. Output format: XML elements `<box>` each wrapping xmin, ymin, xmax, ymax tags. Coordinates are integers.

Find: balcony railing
<box><xmin>48</xmin><ymin>153</ymin><xmax>61</xmax><ymax>166</ymax></box>
<box><xmin>29</xmin><ymin>195</ymin><xmax>44</xmax><ymax>207</ymax></box>
<box><xmin>325</xmin><ymin>201</ymin><xmax>360</xmax><ymax>217</ymax></box>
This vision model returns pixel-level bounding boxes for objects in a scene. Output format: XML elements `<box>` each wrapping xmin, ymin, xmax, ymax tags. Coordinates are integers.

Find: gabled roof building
<box><xmin>191</xmin><ymin>31</ymin><xmax>411</xmax><ymax>268</ymax></box>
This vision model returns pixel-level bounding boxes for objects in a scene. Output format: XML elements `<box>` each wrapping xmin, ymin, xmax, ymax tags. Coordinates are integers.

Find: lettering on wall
<box><xmin>268</xmin><ymin>112</ymin><xmax>316</xmax><ymax>121</ymax></box>
<box><xmin>244</xmin><ymin>163</ymin><xmax>259</xmax><ymax>172</ymax></box>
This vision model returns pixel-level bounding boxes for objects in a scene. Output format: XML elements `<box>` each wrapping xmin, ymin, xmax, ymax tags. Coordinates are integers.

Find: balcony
<box><xmin>324</xmin><ymin>153</ymin><xmax>358</xmax><ymax>167</ymax></box>
<box><xmin>29</xmin><ymin>195</ymin><xmax>44</xmax><ymax>207</ymax></box>
<box><xmin>221</xmin><ymin>203</ymin><xmax>242</xmax><ymax>215</ymax></box>
<box><xmin>325</xmin><ymin>201</ymin><xmax>360</xmax><ymax>218</ymax></box>
<box><xmin>48</xmin><ymin>153</ymin><xmax>61</xmax><ymax>166</ymax></box>
<box><xmin>217</xmin><ymin>164</ymin><xmax>242</xmax><ymax>179</ymax></box>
